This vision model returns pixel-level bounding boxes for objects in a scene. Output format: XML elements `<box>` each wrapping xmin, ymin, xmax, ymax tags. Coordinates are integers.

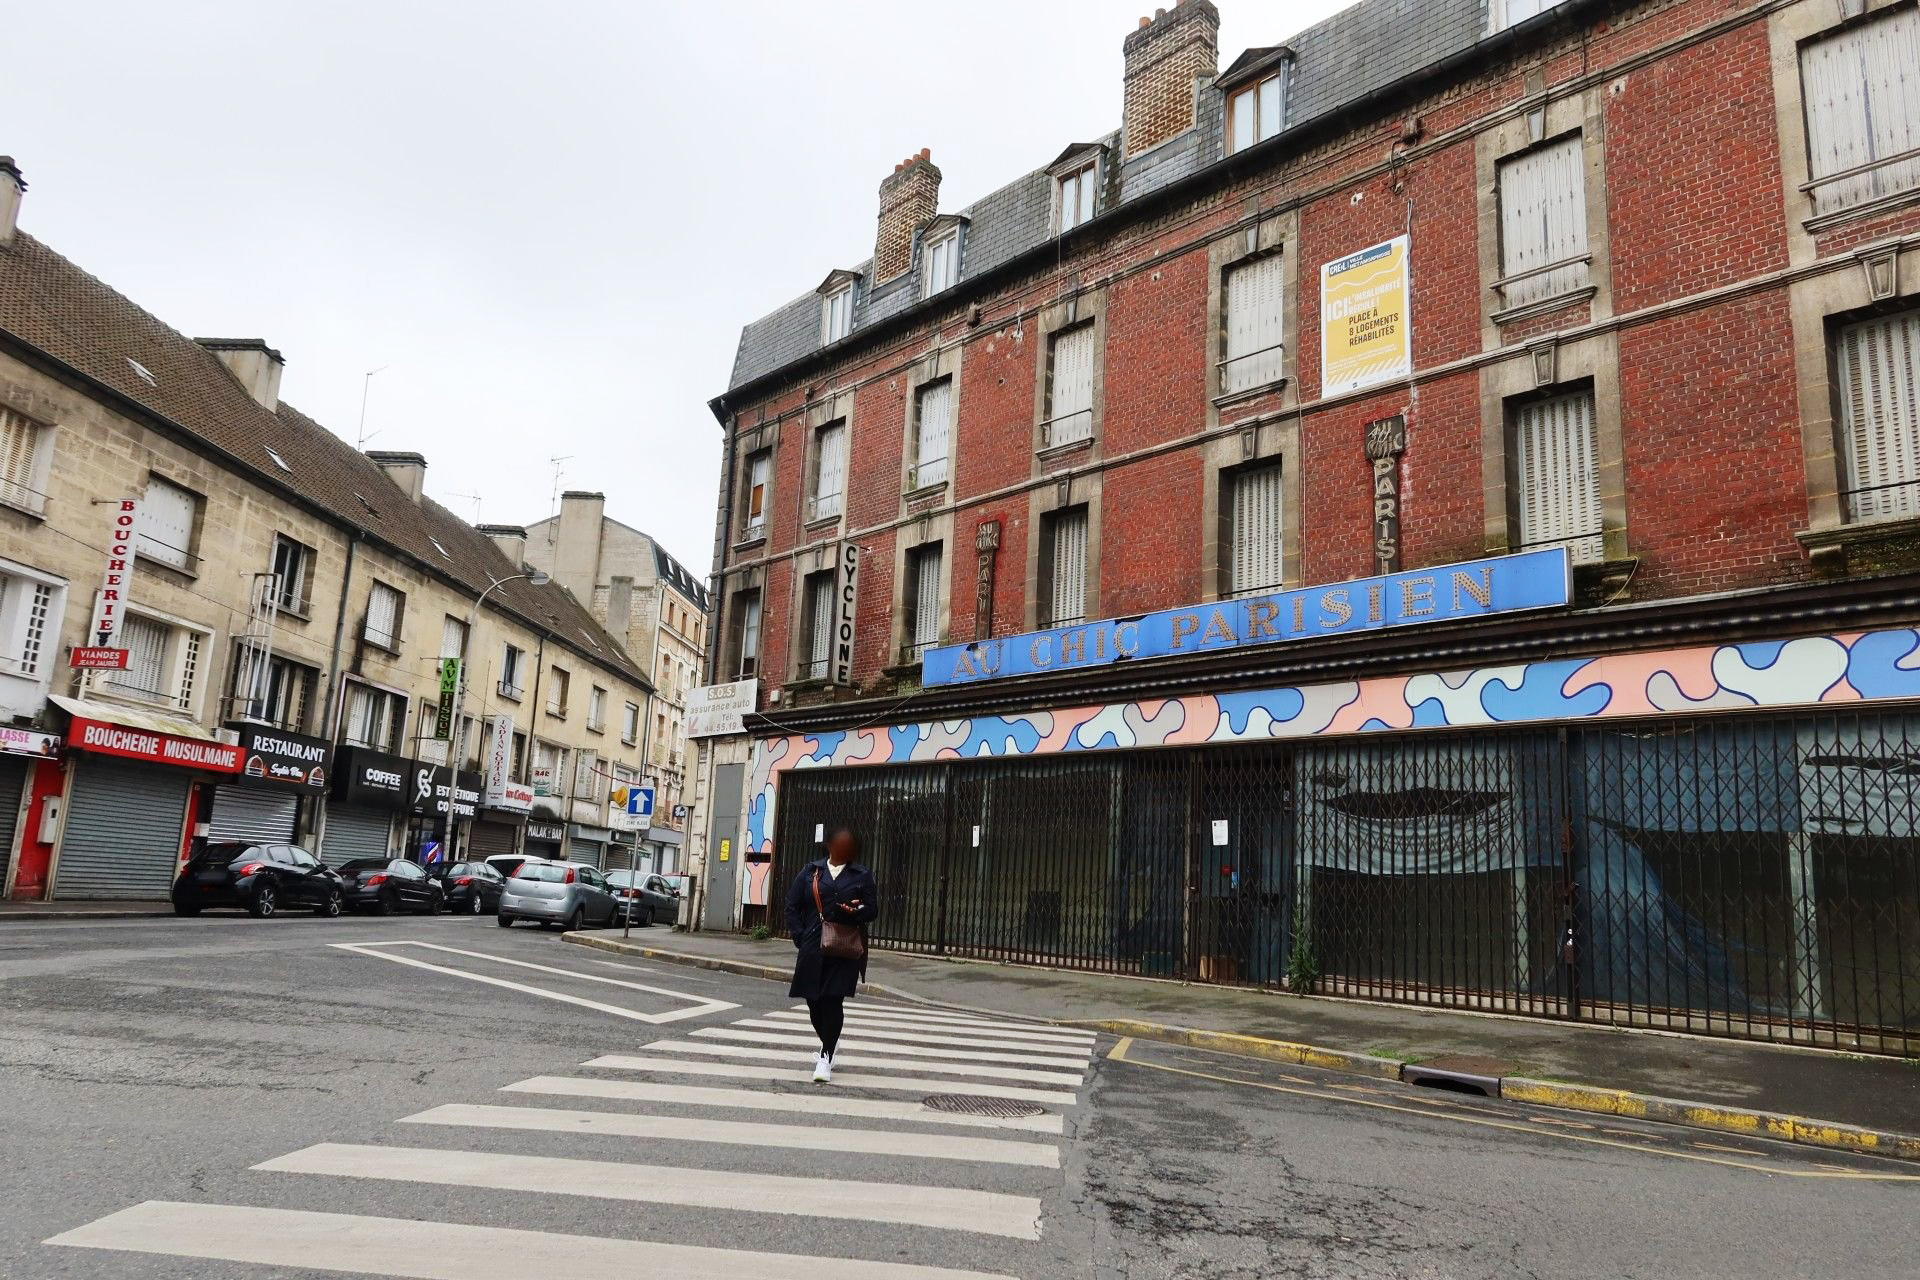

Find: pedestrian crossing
<box><xmin>46</xmin><ymin>995</ymin><xmax>1099</xmax><ymax>1278</ymax></box>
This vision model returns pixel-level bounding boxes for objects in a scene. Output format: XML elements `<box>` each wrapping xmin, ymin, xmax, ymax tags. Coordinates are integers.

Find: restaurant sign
<box><xmin>921</xmin><ymin>549</ymin><xmax>1571</xmax><ymax>688</ymax></box>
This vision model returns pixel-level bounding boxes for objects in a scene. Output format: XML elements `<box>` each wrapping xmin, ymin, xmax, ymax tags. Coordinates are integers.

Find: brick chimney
<box><xmin>0</xmin><ymin>158</ymin><xmax>25</xmax><ymax>248</ymax></box>
<box><xmin>367</xmin><ymin>450</ymin><xmax>427</xmax><ymax>503</ymax></box>
<box><xmin>195</xmin><ymin>338</ymin><xmax>285</xmax><ymax>411</ymax></box>
<box><xmin>1123</xmin><ymin>1</ymin><xmax>1220</xmax><ymax>157</ymax></box>
<box><xmin>875</xmin><ymin>149</ymin><xmax>941</xmax><ymax>284</ymax></box>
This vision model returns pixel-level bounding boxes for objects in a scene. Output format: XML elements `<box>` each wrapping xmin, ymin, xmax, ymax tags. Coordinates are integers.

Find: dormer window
<box><xmin>924</xmin><ymin>226</ymin><xmax>959</xmax><ymax>295</ymax></box>
<box><xmin>1056</xmin><ymin>160</ymin><xmax>1099</xmax><ymax>233</ymax></box>
<box><xmin>1227</xmin><ymin>71</ymin><xmax>1284</xmax><ymax>154</ymax></box>
<box><xmin>822</xmin><ymin>283</ymin><xmax>854</xmax><ymax>343</ymax></box>
<box><xmin>1491</xmin><ymin>0</ymin><xmax>1569</xmax><ymax>31</ymax></box>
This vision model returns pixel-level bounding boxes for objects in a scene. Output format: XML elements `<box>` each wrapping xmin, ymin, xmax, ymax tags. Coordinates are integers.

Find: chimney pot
<box><xmin>873</xmin><ymin>149</ymin><xmax>943</xmax><ymax>284</ymax></box>
<box><xmin>1155</xmin><ymin>7</ymin><xmax>1167</xmax><ymax>16</ymax></box>
<box><xmin>0</xmin><ymin>157</ymin><xmax>26</xmax><ymax>248</ymax></box>
<box><xmin>1139</xmin><ymin>16</ymin><xmax>1150</xmax><ymax>27</ymax></box>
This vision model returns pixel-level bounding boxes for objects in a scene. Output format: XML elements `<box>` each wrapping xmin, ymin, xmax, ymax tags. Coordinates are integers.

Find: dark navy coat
<box><xmin>785</xmin><ymin>857</ymin><xmax>878</xmax><ymax>999</ymax></box>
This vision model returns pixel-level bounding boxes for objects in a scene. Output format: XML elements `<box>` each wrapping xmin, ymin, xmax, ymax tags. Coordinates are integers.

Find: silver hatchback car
<box><xmin>497</xmin><ymin>860</ymin><xmax>620</xmax><ymax>931</ymax></box>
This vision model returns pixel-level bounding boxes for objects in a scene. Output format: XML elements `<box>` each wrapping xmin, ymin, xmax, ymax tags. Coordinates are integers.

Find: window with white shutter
<box><xmin>912</xmin><ymin>380</ymin><xmax>952</xmax><ymax>489</ymax></box>
<box><xmin>1498</xmin><ymin>136</ymin><xmax>1589</xmax><ymax>310</ymax></box>
<box><xmin>1837</xmin><ymin>308</ymin><xmax>1920</xmax><ymax>521</ymax></box>
<box><xmin>440</xmin><ymin>614</ymin><xmax>468</xmax><ymax>661</ymax></box>
<box><xmin>1045</xmin><ymin>508</ymin><xmax>1090</xmax><ymax>628</ymax></box>
<box><xmin>905</xmin><ymin>543</ymin><xmax>943</xmax><ymax>660</ymax></box>
<box><xmin>1800</xmin><ymin>8</ymin><xmax>1920</xmax><ymax>217</ymax></box>
<box><xmin>810</xmin><ymin>424</ymin><xmax>846</xmax><ymax>521</ymax></box>
<box><xmin>1229</xmin><ymin>463</ymin><xmax>1286</xmax><ymax>597</ymax></box>
<box><xmin>742</xmin><ymin>450</ymin><xmax>771</xmax><ymax>539</ymax></box>
<box><xmin>138</xmin><ymin>477</ymin><xmax>198</xmax><ymax>572</ymax></box>
<box><xmin>365</xmin><ymin>581</ymin><xmax>403</xmax><ymax>650</ymax></box>
<box><xmin>1222</xmin><ymin>254</ymin><xmax>1286</xmax><ymax>394</ymax></box>
<box><xmin>0</xmin><ymin>408</ymin><xmax>47</xmax><ymax>516</ymax></box>
<box><xmin>1513</xmin><ymin>389</ymin><xmax>1603</xmax><ymax>564</ymax></box>
<box><xmin>801</xmin><ymin>573</ymin><xmax>835</xmax><ymax>680</ymax></box>
<box><xmin>1044</xmin><ymin>326</ymin><xmax>1096</xmax><ymax>447</ymax></box>
<box><xmin>105</xmin><ymin>614</ymin><xmax>170</xmax><ymax>703</ymax></box>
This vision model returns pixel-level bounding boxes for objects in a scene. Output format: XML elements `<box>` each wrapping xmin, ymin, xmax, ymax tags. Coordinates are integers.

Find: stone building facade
<box><xmin>700</xmin><ymin>0</ymin><xmax>1920</xmax><ymax>1053</ymax></box>
<box><xmin>0</xmin><ymin>160</ymin><xmax>652</xmax><ymax>900</ymax></box>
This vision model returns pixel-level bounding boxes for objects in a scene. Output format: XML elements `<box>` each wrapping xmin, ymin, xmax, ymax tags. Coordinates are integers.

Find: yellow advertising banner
<box><xmin>1320</xmin><ymin>235</ymin><xmax>1411</xmax><ymax>397</ymax></box>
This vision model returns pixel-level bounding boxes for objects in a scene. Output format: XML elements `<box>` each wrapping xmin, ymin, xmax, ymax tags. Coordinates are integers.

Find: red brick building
<box><xmin>700</xmin><ymin>0</ymin><xmax>1920</xmax><ymax>1051</ymax></box>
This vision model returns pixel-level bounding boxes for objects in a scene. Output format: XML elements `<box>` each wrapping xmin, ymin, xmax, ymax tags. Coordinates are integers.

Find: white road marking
<box><xmin>47</xmin><ymin>1202</ymin><xmax>1019</xmax><ymax>1279</ymax></box>
<box><xmin>401</xmin><ymin>1103</ymin><xmax>1061</xmax><ymax>1168</ymax></box>
<box><xmin>582</xmin><ymin>1053</ymin><xmax>1080</xmax><ymax>1105</ymax></box>
<box><xmin>807</xmin><ymin>1004</ymin><xmax>1097</xmax><ymax>1040</ymax></box>
<box><xmin>257</xmin><ymin>1143</ymin><xmax>1044</xmax><ymax>1239</ymax></box>
<box><xmin>696</xmin><ymin>1027</ymin><xmax>1089</xmax><ymax>1067</ymax></box>
<box><xmin>502</xmin><ymin>1075</ymin><xmax>1066</xmax><ymax>1134</ymax></box>
<box><xmin>734</xmin><ymin>1017</ymin><xmax>1094</xmax><ymax>1057</ymax></box>
<box><xmin>329</xmin><ymin>941</ymin><xmax>736</xmax><ymax>1024</ymax></box>
<box><xmin>763</xmin><ymin>1010</ymin><xmax>1095</xmax><ymax>1047</ymax></box>
<box><xmin>586</xmin><ymin>956</ymin><xmax>718</xmax><ymax>983</ymax></box>
<box><xmin>642</xmin><ymin>1039</ymin><xmax>1085</xmax><ymax>1086</ymax></box>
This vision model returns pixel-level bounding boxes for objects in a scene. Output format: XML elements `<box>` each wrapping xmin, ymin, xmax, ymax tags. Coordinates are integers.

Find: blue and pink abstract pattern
<box><xmin>742</xmin><ymin>627</ymin><xmax>1920</xmax><ymax>903</ymax></box>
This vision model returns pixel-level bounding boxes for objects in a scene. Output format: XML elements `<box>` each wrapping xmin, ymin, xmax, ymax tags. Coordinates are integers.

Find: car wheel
<box><xmin>375</xmin><ymin>888</ymin><xmax>396</xmax><ymax>916</ymax></box>
<box><xmin>565</xmin><ymin>906</ymin><xmax>586</xmax><ymax>933</ymax></box>
<box><xmin>172</xmin><ymin>899</ymin><xmax>200</xmax><ymax>917</ymax></box>
<box><xmin>469</xmin><ymin>892</ymin><xmax>484</xmax><ymax>915</ymax></box>
<box><xmin>633</xmin><ymin>904</ymin><xmax>652</xmax><ymax>928</ymax></box>
<box><xmin>496</xmin><ymin>913</ymin><xmax>514</xmax><ymax>928</ymax></box>
<box><xmin>315</xmin><ymin>888</ymin><xmax>343</xmax><ymax>918</ymax></box>
<box><xmin>430</xmin><ymin>891</ymin><xmax>445</xmax><ymax>915</ymax></box>
<box><xmin>249</xmin><ymin>881</ymin><xmax>277</xmax><ymax>918</ymax></box>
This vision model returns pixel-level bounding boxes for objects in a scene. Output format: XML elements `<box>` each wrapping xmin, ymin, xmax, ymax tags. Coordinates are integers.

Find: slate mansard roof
<box><xmin>726</xmin><ymin>0</ymin><xmax>1528</xmax><ymax>396</ymax></box>
<box><xmin>0</xmin><ymin>230</ymin><xmax>651</xmax><ymax>692</ymax></box>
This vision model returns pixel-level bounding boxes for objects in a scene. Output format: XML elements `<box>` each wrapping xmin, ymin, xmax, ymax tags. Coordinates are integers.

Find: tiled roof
<box><xmin>0</xmin><ymin>230</ymin><xmax>650</xmax><ymax>691</ymax></box>
<box><xmin>726</xmin><ymin>0</ymin><xmax>1507</xmax><ymax>395</ymax></box>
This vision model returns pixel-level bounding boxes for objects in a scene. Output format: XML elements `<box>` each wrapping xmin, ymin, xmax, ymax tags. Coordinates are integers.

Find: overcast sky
<box><xmin>7</xmin><ymin>0</ymin><xmax>1349</xmax><ymax>572</ymax></box>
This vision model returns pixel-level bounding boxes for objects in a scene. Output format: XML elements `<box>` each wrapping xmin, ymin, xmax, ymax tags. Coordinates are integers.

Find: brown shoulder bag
<box><xmin>812</xmin><ymin>870</ymin><xmax>867</xmax><ymax>961</ymax></box>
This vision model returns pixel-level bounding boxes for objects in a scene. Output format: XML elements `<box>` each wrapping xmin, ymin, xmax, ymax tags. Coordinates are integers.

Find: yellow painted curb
<box><xmin>1071</xmin><ymin>1017</ymin><xmax>1404</xmax><ymax>1080</ymax></box>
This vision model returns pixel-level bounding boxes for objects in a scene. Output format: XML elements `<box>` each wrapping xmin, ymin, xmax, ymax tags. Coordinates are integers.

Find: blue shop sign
<box><xmin>922</xmin><ymin>548</ymin><xmax>1571</xmax><ymax>688</ymax></box>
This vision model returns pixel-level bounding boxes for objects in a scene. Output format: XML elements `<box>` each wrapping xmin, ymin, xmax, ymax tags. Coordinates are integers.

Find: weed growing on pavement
<box><xmin>748</xmin><ymin>924</ymin><xmax>772</xmax><ymax>941</ymax></box>
<box><xmin>1285</xmin><ymin>902</ymin><xmax>1319</xmax><ymax>993</ymax></box>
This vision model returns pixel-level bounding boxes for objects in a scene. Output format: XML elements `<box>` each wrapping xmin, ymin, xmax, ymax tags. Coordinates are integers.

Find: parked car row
<box><xmin>170</xmin><ymin>841</ymin><xmax>683</xmax><ymax>930</ymax></box>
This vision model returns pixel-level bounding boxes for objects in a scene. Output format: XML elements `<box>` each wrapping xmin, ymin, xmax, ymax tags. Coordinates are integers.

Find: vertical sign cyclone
<box><xmin>833</xmin><ymin>542</ymin><xmax>858</xmax><ymax>686</ymax></box>
<box><xmin>73</xmin><ymin>499</ymin><xmax>142</xmax><ymax>670</ymax></box>
<box><xmin>1321</xmin><ymin>236</ymin><xmax>1412</xmax><ymax>397</ymax></box>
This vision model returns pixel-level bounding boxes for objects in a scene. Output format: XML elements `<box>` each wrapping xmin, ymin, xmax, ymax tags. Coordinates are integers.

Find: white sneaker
<box><xmin>812</xmin><ymin>1053</ymin><xmax>832</xmax><ymax>1084</ymax></box>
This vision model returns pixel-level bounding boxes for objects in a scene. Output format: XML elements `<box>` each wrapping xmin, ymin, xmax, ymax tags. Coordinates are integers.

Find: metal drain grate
<box><xmin>922</xmin><ymin>1093</ymin><xmax>1048</xmax><ymax>1119</ymax></box>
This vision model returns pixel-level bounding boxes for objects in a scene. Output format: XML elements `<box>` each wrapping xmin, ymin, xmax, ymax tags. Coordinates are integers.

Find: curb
<box><xmin>562</xmin><ymin>933</ymin><xmax>1920</xmax><ymax>1165</ymax></box>
<box><xmin>0</xmin><ymin>909</ymin><xmax>173</xmax><ymax>921</ymax></box>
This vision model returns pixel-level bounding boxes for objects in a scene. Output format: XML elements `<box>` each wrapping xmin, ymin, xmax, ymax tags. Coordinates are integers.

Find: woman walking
<box><xmin>784</xmin><ymin>827</ymin><xmax>878</xmax><ymax>1083</ymax></box>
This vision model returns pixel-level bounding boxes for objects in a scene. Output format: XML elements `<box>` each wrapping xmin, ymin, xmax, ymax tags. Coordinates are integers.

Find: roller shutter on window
<box><xmin>1047</xmin><ymin>327</ymin><xmax>1095</xmax><ymax>445</ymax></box>
<box><xmin>1230</xmin><ymin>463</ymin><xmax>1285</xmax><ymax>597</ymax></box>
<box><xmin>1800</xmin><ymin>8</ymin><xmax>1920</xmax><ymax>216</ymax></box>
<box><xmin>1498</xmin><ymin>136</ymin><xmax>1588</xmax><ymax>308</ymax></box>
<box><xmin>1048</xmin><ymin>510</ymin><xmax>1089</xmax><ymax>627</ymax></box>
<box><xmin>1514</xmin><ymin>390</ymin><xmax>1602</xmax><ymax>565</ymax></box>
<box><xmin>1838</xmin><ymin>309</ymin><xmax>1920</xmax><ymax>521</ymax></box>
<box><xmin>53</xmin><ymin>759</ymin><xmax>191</xmax><ymax>899</ymax></box>
<box><xmin>1223</xmin><ymin>254</ymin><xmax>1285</xmax><ymax>393</ymax></box>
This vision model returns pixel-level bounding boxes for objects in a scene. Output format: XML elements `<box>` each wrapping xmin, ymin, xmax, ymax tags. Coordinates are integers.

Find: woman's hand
<box><xmin>840</xmin><ymin>898</ymin><xmax>863</xmax><ymax>916</ymax></box>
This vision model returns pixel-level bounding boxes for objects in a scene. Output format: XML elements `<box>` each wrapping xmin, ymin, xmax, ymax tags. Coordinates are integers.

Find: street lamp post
<box><xmin>449</xmin><ymin>569</ymin><xmax>549</xmax><ymax>859</ymax></box>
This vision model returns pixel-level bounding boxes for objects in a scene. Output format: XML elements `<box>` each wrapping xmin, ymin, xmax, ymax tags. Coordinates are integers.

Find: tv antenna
<box><xmin>547</xmin><ymin>456</ymin><xmax>572</xmax><ymax>539</ymax></box>
<box><xmin>355</xmin><ymin>365</ymin><xmax>391</xmax><ymax>450</ymax></box>
<box><xmin>449</xmin><ymin>490</ymin><xmax>483</xmax><ymax>523</ymax></box>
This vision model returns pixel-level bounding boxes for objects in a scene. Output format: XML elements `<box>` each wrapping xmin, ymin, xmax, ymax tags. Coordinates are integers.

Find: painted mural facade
<box><xmin>742</xmin><ymin>626</ymin><xmax>1920</xmax><ymax>908</ymax></box>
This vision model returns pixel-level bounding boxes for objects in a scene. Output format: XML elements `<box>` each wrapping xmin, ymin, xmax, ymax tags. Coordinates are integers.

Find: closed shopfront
<box><xmin>328</xmin><ymin>746</ymin><xmax>410</xmax><ymax>865</ymax></box>
<box><xmin>50</xmin><ymin>701</ymin><xmax>243</xmax><ymax>899</ymax></box>
<box><xmin>568</xmin><ymin>824</ymin><xmax>611</xmax><ymax>869</ymax></box>
<box><xmin>0</xmin><ymin>754</ymin><xmax>29</xmax><ymax>889</ymax></box>
<box><xmin>468</xmin><ymin>817</ymin><xmax>520</xmax><ymax>858</ymax></box>
<box><xmin>524</xmin><ymin>820</ymin><xmax>565</xmax><ymax>861</ymax></box>
<box><xmin>206</xmin><ymin>786</ymin><xmax>298</xmax><ymax>843</ymax></box>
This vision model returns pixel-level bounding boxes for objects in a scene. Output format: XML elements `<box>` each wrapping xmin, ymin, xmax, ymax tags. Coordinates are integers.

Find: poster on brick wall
<box><xmin>1321</xmin><ymin>235</ymin><xmax>1411</xmax><ymax>396</ymax></box>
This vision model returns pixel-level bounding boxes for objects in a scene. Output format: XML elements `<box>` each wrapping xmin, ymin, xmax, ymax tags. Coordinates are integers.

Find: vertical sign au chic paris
<box><xmin>1367</xmin><ymin>415</ymin><xmax>1406</xmax><ymax>575</ymax></box>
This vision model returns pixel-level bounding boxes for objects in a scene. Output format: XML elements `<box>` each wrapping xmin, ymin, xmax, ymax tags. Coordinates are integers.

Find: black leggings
<box><xmin>807</xmin><ymin>996</ymin><xmax>845</xmax><ymax>1058</ymax></box>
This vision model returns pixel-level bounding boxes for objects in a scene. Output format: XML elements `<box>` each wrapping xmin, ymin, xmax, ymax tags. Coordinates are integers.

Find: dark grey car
<box><xmin>606</xmin><ymin>869</ymin><xmax>680</xmax><ymax>927</ymax></box>
<box><xmin>497</xmin><ymin>860</ymin><xmax>618</xmax><ymax>931</ymax></box>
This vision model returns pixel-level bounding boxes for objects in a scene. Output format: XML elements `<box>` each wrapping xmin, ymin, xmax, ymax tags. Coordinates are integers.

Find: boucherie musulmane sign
<box><xmin>921</xmin><ymin>549</ymin><xmax>1571</xmax><ymax>688</ymax></box>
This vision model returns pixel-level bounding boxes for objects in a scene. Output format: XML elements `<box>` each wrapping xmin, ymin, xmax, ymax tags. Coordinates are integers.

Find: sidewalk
<box><xmin>567</xmin><ymin>926</ymin><xmax>1920</xmax><ymax>1158</ymax></box>
<box><xmin>0</xmin><ymin>899</ymin><xmax>170</xmax><ymax>920</ymax></box>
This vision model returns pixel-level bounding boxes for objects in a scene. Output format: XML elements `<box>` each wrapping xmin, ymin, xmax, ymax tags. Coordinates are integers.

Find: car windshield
<box><xmin>193</xmin><ymin>842</ymin><xmax>257</xmax><ymax>866</ymax></box>
<box><xmin>513</xmin><ymin>863</ymin><xmax>568</xmax><ymax>883</ymax></box>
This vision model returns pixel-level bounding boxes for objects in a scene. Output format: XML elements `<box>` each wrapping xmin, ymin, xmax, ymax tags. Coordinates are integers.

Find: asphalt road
<box><xmin>2</xmin><ymin>914</ymin><xmax>1915</xmax><ymax>1279</ymax></box>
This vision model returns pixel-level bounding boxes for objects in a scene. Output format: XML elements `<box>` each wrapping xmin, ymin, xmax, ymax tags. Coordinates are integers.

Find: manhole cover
<box><xmin>922</xmin><ymin>1093</ymin><xmax>1047</xmax><ymax>1119</ymax></box>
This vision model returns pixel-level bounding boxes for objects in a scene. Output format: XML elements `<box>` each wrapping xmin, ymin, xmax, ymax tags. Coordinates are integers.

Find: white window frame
<box><xmin>547</xmin><ymin>665</ymin><xmax>571</xmax><ymax>718</ymax></box>
<box><xmin>0</xmin><ymin>560</ymin><xmax>65</xmax><ymax>683</ymax></box>
<box><xmin>622</xmin><ymin>700</ymin><xmax>640</xmax><ymax>745</ymax></box>
<box><xmin>99</xmin><ymin>606</ymin><xmax>212</xmax><ymax>714</ymax></box>
<box><xmin>1496</xmin><ymin>134</ymin><xmax>1590</xmax><ymax>311</ymax></box>
<box><xmin>500</xmin><ymin>643</ymin><xmax>525</xmax><ymax>699</ymax></box>
<box><xmin>923</xmin><ymin>227</ymin><xmax>960</xmax><ymax>296</ymax></box>
<box><xmin>1056</xmin><ymin>160</ymin><xmax>1099</xmax><ymax>234</ymax></box>
<box><xmin>440</xmin><ymin>614</ymin><xmax>469</xmax><ymax>661</ymax></box>
<box><xmin>1228</xmin><ymin>462</ymin><xmax>1286</xmax><ymax>598</ymax></box>
<box><xmin>1221</xmin><ymin>253</ymin><xmax>1287</xmax><ymax>394</ymax></box>
<box><xmin>1044</xmin><ymin>508</ymin><xmax>1090</xmax><ymax>628</ymax></box>
<box><xmin>588</xmin><ymin>685</ymin><xmax>608</xmax><ymax>733</ymax></box>
<box><xmin>233</xmin><ymin>642</ymin><xmax>316</xmax><ymax>731</ymax></box>
<box><xmin>809</xmin><ymin>422</ymin><xmax>847</xmax><ymax>522</ymax></box>
<box><xmin>364</xmin><ymin>581</ymin><xmax>404</xmax><ymax>652</ymax></box>
<box><xmin>138</xmin><ymin>475</ymin><xmax>199</xmax><ymax>573</ymax></box>
<box><xmin>742</xmin><ymin>449</ymin><xmax>771</xmax><ymax>541</ymax></box>
<box><xmin>735</xmin><ymin>589</ymin><xmax>762</xmax><ymax>678</ymax></box>
<box><xmin>0</xmin><ymin>407</ymin><xmax>53</xmax><ymax>518</ymax></box>
<box><xmin>1042</xmin><ymin>325</ymin><xmax>1097</xmax><ymax>448</ymax></box>
<box><xmin>904</xmin><ymin>542</ymin><xmax>944</xmax><ymax>661</ymax></box>
<box><xmin>1837</xmin><ymin>307</ymin><xmax>1920</xmax><ymax>523</ymax></box>
<box><xmin>1490</xmin><ymin>0</ymin><xmax>1569</xmax><ymax>33</ymax></box>
<box><xmin>910</xmin><ymin>379</ymin><xmax>953</xmax><ymax>490</ymax></box>
<box><xmin>534</xmin><ymin>738</ymin><xmax>568</xmax><ymax>797</ymax></box>
<box><xmin>269</xmin><ymin>534</ymin><xmax>312</xmax><ymax>615</ymax></box>
<box><xmin>1513</xmin><ymin>387</ymin><xmax>1604</xmax><ymax>565</ymax></box>
<box><xmin>1798</xmin><ymin>7</ymin><xmax>1920</xmax><ymax>219</ymax></box>
<box><xmin>1226</xmin><ymin>72</ymin><xmax>1285</xmax><ymax>155</ymax></box>
<box><xmin>799</xmin><ymin>572</ymin><xmax>834</xmax><ymax>681</ymax></box>
<box><xmin>821</xmin><ymin>284</ymin><xmax>854</xmax><ymax>343</ymax></box>
<box><xmin>343</xmin><ymin>680</ymin><xmax>407</xmax><ymax>752</ymax></box>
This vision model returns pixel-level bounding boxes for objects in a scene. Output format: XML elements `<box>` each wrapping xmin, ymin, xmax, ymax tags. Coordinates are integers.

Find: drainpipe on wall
<box><xmin>313</xmin><ymin>530</ymin><xmax>363</xmax><ymax>854</ymax></box>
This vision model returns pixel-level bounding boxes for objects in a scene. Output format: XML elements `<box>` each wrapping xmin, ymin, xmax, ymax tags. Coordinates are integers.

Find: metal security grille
<box><xmin>1497</xmin><ymin>134</ymin><xmax>1588</xmax><ymax>308</ymax></box>
<box><xmin>1799</xmin><ymin>6</ymin><xmax>1920</xmax><ymax>217</ymax></box>
<box><xmin>206</xmin><ymin>787</ymin><xmax>298</xmax><ymax>843</ymax></box>
<box><xmin>322</xmin><ymin>804</ymin><xmax>393</xmax><ymax>864</ymax></box>
<box><xmin>772</xmin><ymin>707</ymin><xmax>1920</xmax><ymax>1055</ymax></box>
<box><xmin>1838</xmin><ymin>307</ymin><xmax>1920</xmax><ymax>521</ymax></box>
<box><xmin>1514</xmin><ymin>389</ymin><xmax>1602</xmax><ymax>564</ymax></box>
<box><xmin>55</xmin><ymin>759</ymin><xmax>191</xmax><ymax>899</ymax></box>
